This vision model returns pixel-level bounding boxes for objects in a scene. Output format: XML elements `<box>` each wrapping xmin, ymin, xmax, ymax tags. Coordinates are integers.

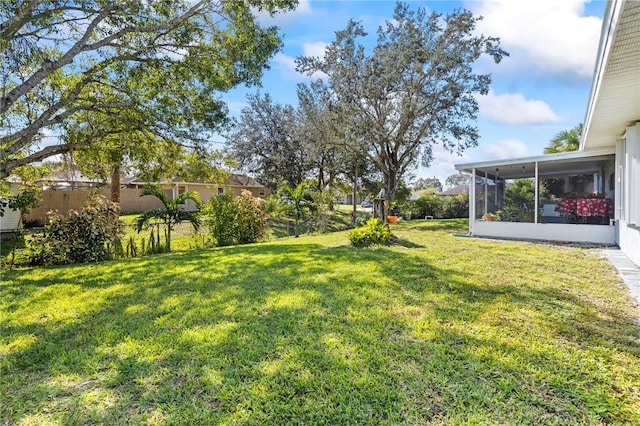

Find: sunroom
<box><xmin>455</xmin><ymin>148</ymin><xmax>617</xmax><ymax>245</ymax></box>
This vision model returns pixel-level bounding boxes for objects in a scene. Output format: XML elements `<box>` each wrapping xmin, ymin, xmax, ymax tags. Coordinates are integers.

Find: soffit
<box><xmin>583</xmin><ymin>1</ymin><xmax>640</xmax><ymax>149</ymax></box>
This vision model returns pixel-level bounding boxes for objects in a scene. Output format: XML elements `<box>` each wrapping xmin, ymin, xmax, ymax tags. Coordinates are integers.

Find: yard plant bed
<box><xmin>1</xmin><ymin>219</ymin><xmax>639</xmax><ymax>424</ymax></box>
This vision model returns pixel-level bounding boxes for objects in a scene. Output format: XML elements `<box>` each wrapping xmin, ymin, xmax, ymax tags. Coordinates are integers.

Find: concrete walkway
<box><xmin>602</xmin><ymin>248</ymin><xmax>640</xmax><ymax>315</ymax></box>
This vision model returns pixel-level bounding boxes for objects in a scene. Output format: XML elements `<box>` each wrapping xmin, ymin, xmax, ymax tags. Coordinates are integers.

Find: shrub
<box><xmin>205</xmin><ymin>190</ymin><xmax>268</xmax><ymax>246</ymax></box>
<box><xmin>348</xmin><ymin>218</ymin><xmax>393</xmax><ymax>247</ymax></box>
<box><xmin>234</xmin><ymin>190</ymin><xmax>269</xmax><ymax>244</ymax></box>
<box><xmin>402</xmin><ymin>194</ymin><xmax>444</xmax><ymax>219</ymax></box>
<box><xmin>402</xmin><ymin>194</ymin><xmax>468</xmax><ymax>219</ymax></box>
<box><xmin>442</xmin><ymin>194</ymin><xmax>469</xmax><ymax>218</ymax></box>
<box><xmin>29</xmin><ymin>195</ymin><xmax>124</xmax><ymax>265</ymax></box>
<box><xmin>205</xmin><ymin>193</ymin><xmax>237</xmax><ymax>246</ymax></box>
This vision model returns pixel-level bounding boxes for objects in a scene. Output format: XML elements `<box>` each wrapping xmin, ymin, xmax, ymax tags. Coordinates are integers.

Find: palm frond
<box><xmin>175</xmin><ymin>190</ymin><xmax>202</xmax><ymax>209</ymax></box>
<box><xmin>140</xmin><ymin>184</ymin><xmax>170</xmax><ymax>207</ymax></box>
<box><xmin>134</xmin><ymin>209</ymin><xmax>164</xmax><ymax>232</ymax></box>
<box><xmin>177</xmin><ymin>210</ymin><xmax>201</xmax><ymax>232</ymax></box>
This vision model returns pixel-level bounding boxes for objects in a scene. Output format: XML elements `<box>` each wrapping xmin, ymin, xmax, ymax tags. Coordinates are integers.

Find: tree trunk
<box><xmin>317</xmin><ymin>162</ymin><xmax>325</xmax><ymax>192</ymax></box>
<box><xmin>111</xmin><ymin>164</ymin><xmax>121</xmax><ymax>203</ymax></box>
<box><xmin>352</xmin><ymin>163</ymin><xmax>358</xmax><ymax>225</ymax></box>
<box><xmin>386</xmin><ymin>171</ymin><xmax>398</xmax><ymax>203</ymax></box>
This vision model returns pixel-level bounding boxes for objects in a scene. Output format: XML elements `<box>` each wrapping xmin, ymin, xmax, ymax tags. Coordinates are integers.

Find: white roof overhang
<box><xmin>582</xmin><ymin>0</ymin><xmax>640</xmax><ymax>149</ymax></box>
<box><xmin>455</xmin><ymin>148</ymin><xmax>615</xmax><ymax>180</ymax></box>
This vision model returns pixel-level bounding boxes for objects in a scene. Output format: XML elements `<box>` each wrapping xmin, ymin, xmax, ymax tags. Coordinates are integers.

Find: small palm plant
<box><xmin>135</xmin><ymin>185</ymin><xmax>202</xmax><ymax>252</ymax></box>
<box><xmin>280</xmin><ymin>183</ymin><xmax>315</xmax><ymax>237</ymax></box>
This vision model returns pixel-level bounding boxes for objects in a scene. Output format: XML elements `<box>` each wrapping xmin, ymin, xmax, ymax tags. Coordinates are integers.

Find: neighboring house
<box><xmin>0</xmin><ymin>181</ymin><xmax>21</xmax><ymax>236</ymax></box>
<box><xmin>456</xmin><ymin>0</ymin><xmax>639</xmax><ymax>266</ymax></box>
<box><xmin>126</xmin><ymin>173</ymin><xmax>270</xmax><ymax>211</ymax></box>
<box><xmin>40</xmin><ymin>170</ymin><xmax>105</xmax><ymax>190</ymax></box>
<box><xmin>438</xmin><ymin>185</ymin><xmax>469</xmax><ymax>197</ymax></box>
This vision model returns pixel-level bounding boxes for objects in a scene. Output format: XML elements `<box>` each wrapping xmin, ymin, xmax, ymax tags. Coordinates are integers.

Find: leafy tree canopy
<box><xmin>413</xmin><ymin>177</ymin><xmax>442</xmax><ymax>192</ymax></box>
<box><xmin>228</xmin><ymin>92</ymin><xmax>309</xmax><ymax>191</ymax></box>
<box><xmin>296</xmin><ymin>3</ymin><xmax>507</xmax><ymax>202</ymax></box>
<box><xmin>444</xmin><ymin>173</ymin><xmax>470</xmax><ymax>189</ymax></box>
<box><xmin>229</xmin><ymin>86</ymin><xmax>380</xmax><ymax>197</ymax></box>
<box><xmin>1</xmin><ymin>0</ymin><xmax>297</xmax><ymax>178</ymax></box>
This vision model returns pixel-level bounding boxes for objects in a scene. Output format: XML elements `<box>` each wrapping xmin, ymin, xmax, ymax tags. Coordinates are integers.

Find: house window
<box><xmin>218</xmin><ymin>187</ymin><xmax>224</xmax><ymax>194</ymax></box>
<box><xmin>259</xmin><ymin>189</ymin><xmax>265</xmax><ymax>197</ymax></box>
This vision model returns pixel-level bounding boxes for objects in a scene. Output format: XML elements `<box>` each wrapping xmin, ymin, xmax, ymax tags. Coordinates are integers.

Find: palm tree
<box><xmin>135</xmin><ymin>185</ymin><xmax>202</xmax><ymax>252</ymax></box>
<box><xmin>280</xmin><ymin>183</ymin><xmax>315</xmax><ymax>237</ymax></box>
<box><xmin>544</xmin><ymin>123</ymin><xmax>583</xmax><ymax>154</ymax></box>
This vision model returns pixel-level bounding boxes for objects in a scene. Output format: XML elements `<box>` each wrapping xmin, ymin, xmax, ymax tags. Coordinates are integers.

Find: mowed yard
<box><xmin>1</xmin><ymin>219</ymin><xmax>639</xmax><ymax>425</ymax></box>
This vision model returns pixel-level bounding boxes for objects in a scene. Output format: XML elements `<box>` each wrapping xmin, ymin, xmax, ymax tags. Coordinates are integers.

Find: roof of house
<box><xmin>582</xmin><ymin>0</ymin><xmax>640</xmax><ymax>150</ymax></box>
<box><xmin>455</xmin><ymin>148</ymin><xmax>615</xmax><ymax>180</ymax></box>
<box><xmin>125</xmin><ymin>173</ymin><xmax>266</xmax><ymax>188</ymax></box>
<box><xmin>43</xmin><ymin>171</ymin><xmax>105</xmax><ymax>184</ymax></box>
<box><xmin>9</xmin><ymin>171</ymin><xmax>105</xmax><ymax>186</ymax></box>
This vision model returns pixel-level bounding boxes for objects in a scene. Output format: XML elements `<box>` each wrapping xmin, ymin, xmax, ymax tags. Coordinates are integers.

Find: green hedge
<box><xmin>401</xmin><ymin>194</ymin><xmax>468</xmax><ymax>219</ymax></box>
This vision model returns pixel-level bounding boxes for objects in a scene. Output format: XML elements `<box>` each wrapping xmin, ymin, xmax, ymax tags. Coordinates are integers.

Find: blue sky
<box><xmin>222</xmin><ymin>0</ymin><xmax>607</xmax><ymax>186</ymax></box>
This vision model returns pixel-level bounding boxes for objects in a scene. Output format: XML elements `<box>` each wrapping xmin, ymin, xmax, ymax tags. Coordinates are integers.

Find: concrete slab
<box><xmin>602</xmin><ymin>248</ymin><xmax>640</xmax><ymax>322</ymax></box>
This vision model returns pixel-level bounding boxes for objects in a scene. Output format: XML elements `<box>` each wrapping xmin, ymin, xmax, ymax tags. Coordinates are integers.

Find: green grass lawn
<box><xmin>0</xmin><ymin>206</ymin><xmax>370</xmax><ymax>266</ymax></box>
<box><xmin>1</xmin><ymin>219</ymin><xmax>639</xmax><ymax>425</ymax></box>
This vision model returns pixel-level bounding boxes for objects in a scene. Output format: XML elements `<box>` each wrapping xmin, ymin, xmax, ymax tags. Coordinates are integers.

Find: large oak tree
<box><xmin>0</xmin><ymin>0</ymin><xmax>297</xmax><ymax>179</ymax></box>
<box><xmin>228</xmin><ymin>92</ymin><xmax>309</xmax><ymax>191</ymax></box>
<box><xmin>296</xmin><ymin>3</ymin><xmax>507</xmax><ymax>202</ymax></box>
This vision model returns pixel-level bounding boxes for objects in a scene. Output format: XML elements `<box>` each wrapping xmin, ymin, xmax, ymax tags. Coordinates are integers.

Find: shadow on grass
<box><xmin>1</xmin><ymin>236</ymin><xmax>639</xmax><ymax>424</ymax></box>
<box><xmin>402</xmin><ymin>218</ymin><xmax>468</xmax><ymax>232</ymax></box>
<box><xmin>392</xmin><ymin>237</ymin><xmax>425</xmax><ymax>249</ymax></box>
<box><xmin>267</xmin><ymin>209</ymin><xmax>370</xmax><ymax>239</ymax></box>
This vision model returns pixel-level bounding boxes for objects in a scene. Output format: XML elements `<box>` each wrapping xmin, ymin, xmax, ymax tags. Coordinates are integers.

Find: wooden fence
<box><xmin>24</xmin><ymin>188</ymin><xmax>165</xmax><ymax>225</ymax></box>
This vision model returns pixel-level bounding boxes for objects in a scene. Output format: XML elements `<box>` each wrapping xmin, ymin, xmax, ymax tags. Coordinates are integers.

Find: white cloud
<box><xmin>272</xmin><ymin>52</ymin><xmax>307</xmax><ymax>81</ymax></box>
<box><xmin>416</xmin><ymin>140</ymin><xmax>533</xmax><ymax>186</ymax></box>
<box><xmin>480</xmin><ymin>139</ymin><xmax>532</xmax><ymax>160</ymax></box>
<box><xmin>272</xmin><ymin>49</ymin><xmax>326</xmax><ymax>81</ymax></box>
<box><xmin>422</xmin><ymin>149</ymin><xmax>471</xmax><ymax>184</ymax></box>
<box><xmin>252</xmin><ymin>0</ymin><xmax>312</xmax><ymax>27</ymax></box>
<box><xmin>469</xmin><ymin>0</ymin><xmax>602</xmax><ymax>79</ymax></box>
<box><xmin>273</xmin><ymin>52</ymin><xmax>297</xmax><ymax>71</ymax></box>
<box><xmin>476</xmin><ymin>90</ymin><xmax>561</xmax><ymax>125</ymax></box>
<box><xmin>303</xmin><ymin>41</ymin><xmax>328</xmax><ymax>59</ymax></box>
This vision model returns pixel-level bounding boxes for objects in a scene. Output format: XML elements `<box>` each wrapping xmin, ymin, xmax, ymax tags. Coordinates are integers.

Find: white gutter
<box><xmin>581</xmin><ymin>0</ymin><xmax>624</xmax><ymax>149</ymax></box>
<box><xmin>455</xmin><ymin>147</ymin><xmax>615</xmax><ymax>173</ymax></box>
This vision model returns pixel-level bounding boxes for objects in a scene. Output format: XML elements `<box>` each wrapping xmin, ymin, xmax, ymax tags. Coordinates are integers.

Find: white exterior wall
<box><xmin>0</xmin><ymin>183</ymin><xmax>21</xmax><ymax>232</ymax></box>
<box><xmin>618</xmin><ymin>220</ymin><xmax>640</xmax><ymax>265</ymax></box>
<box><xmin>0</xmin><ymin>208</ymin><xmax>21</xmax><ymax>232</ymax></box>
<box><xmin>616</xmin><ymin>124</ymin><xmax>640</xmax><ymax>265</ymax></box>
<box><xmin>474</xmin><ymin>221</ymin><xmax>616</xmax><ymax>245</ymax></box>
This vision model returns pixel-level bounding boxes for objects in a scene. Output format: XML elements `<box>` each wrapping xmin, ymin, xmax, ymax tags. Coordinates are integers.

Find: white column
<box><xmin>484</xmin><ymin>171</ymin><xmax>488</xmax><ymax>215</ymax></box>
<box><xmin>534</xmin><ymin>162</ymin><xmax>539</xmax><ymax>223</ymax></box>
<box><xmin>470</xmin><ymin>168</ymin><xmax>476</xmax><ymax>235</ymax></box>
